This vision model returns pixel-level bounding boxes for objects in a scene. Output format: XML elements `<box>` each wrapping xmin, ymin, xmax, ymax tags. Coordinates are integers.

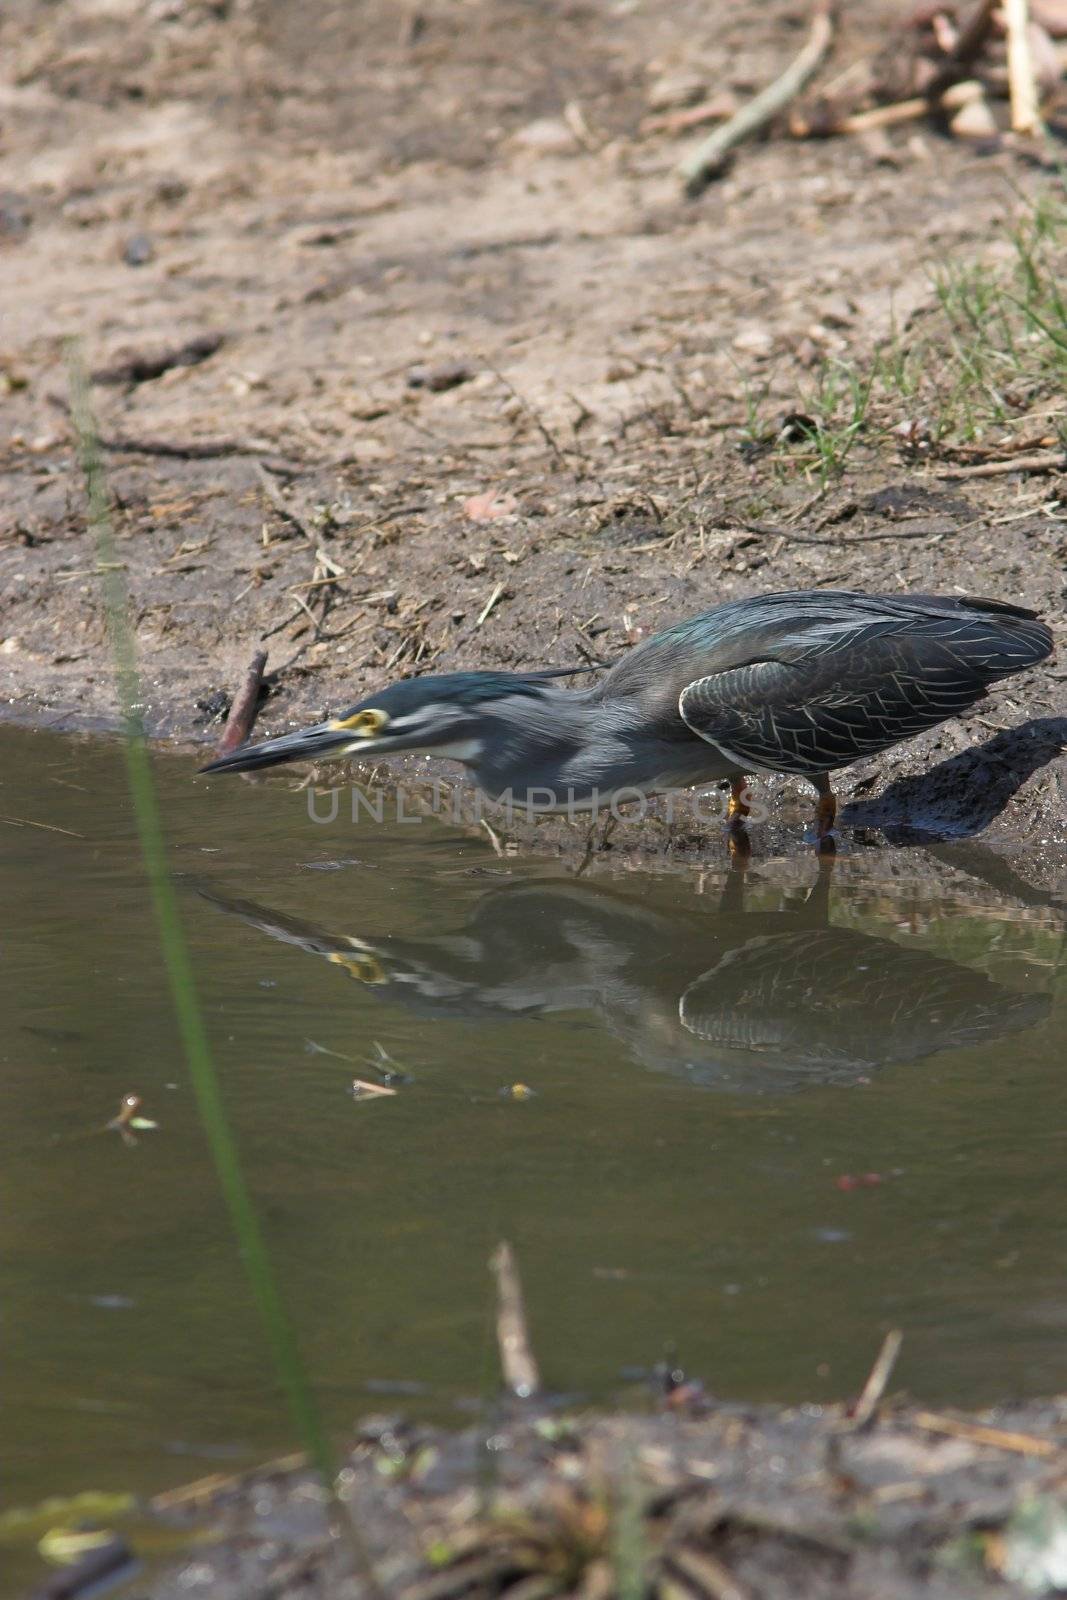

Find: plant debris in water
<box><xmin>106</xmin><ymin>1093</ymin><xmax>158</xmax><ymax>1146</ymax></box>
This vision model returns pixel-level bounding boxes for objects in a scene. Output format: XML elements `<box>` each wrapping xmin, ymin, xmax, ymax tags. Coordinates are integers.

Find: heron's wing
<box><xmin>677</xmin><ymin>619</ymin><xmax>1013</xmax><ymax>775</ymax></box>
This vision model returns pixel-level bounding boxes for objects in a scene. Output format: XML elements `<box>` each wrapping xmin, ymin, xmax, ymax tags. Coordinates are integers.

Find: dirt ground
<box><xmin>48</xmin><ymin>1397</ymin><xmax>1067</xmax><ymax>1600</ymax></box>
<box><xmin>2</xmin><ymin>0</ymin><xmax>1065</xmax><ymax>844</ymax></box>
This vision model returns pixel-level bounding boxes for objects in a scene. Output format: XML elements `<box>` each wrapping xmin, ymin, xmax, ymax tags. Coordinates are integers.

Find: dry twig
<box><xmin>665</xmin><ymin>1546</ymin><xmax>751</xmax><ymax>1600</ymax></box>
<box><xmin>214</xmin><ymin>651</ymin><xmax>268</xmax><ymax>758</ymax></box>
<box><xmin>350</xmin><ymin>1079</ymin><xmax>399</xmax><ymax>1100</ymax></box>
<box><xmin>151</xmin><ymin>1452</ymin><xmax>308</xmax><ymax>1511</ymax></box>
<box><xmin>476</xmin><ymin>582</ymin><xmax>508</xmax><ymax>627</ymax></box>
<box><xmin>938</xmin><ymin>452</ymin><xmax>1065</xmax><ymax>479</ymax></box>
<box><xmin>736</xmin><ymin>516</ymin><xmax>982</xmax><ymax>547</ymax></box>
<box><xmin>678</xmin><ymin>0</ymin><xmax>834</xmax><ymax>192</ymax></box>
<box><xmin>952</xmin><ymin>0</ymin><xmax>999</xmax><ymax>70</ymax></box>
<box><xmin>922</xmin><ymin>0</ymin><xmax>999</xmax><ymax>98</ymax></box>
<box><xmin>0</xmin><ymin>813</ymin><xmax>84</xmax><ymax>837</ymax></box>
<box><xmin>837</xmin><ymin>97</ymin><xmax>928</xmax><ymax>133</ymax></box>
<box><xmin>1004</xmin><ymin>0</ymin><xmax>1041</xmax><ymax>132</ymax></box>
<box><xmin>913</xmin><ymin>1411</ymin><xmax>1058</xmax><ymax>1458</ymax></box>
<box><xmin>101</xmin><ymin>433</ymin><xmax>279</xmax><ymax>461</ymax></box>
<box><xmin>847</xmin><ymin>1329</ymin><xmax>903</xmax><ymax>1430</ymax></box>
<box><xmin>490</xmin><ymin>1241</ymin><xmax>541</xmax><ymax>1399</ymax></box>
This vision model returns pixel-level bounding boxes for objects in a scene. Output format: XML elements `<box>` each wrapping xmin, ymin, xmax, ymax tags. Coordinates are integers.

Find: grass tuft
<box><xmin>744</xmin><ymin>187</ymin><xmax>1067</xmax><ymax>479</ymax></box>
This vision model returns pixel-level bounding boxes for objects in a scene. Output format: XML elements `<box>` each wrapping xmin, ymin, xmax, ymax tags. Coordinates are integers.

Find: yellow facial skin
<box><xmin>327</xmin><ymin>951</ymin><xmax>387</xmax><ymax>984</ymax></box>
<box><xmin>330</xmin><ymin>708</ymin><xmax>389</xmax><ymax>736</ymax></box>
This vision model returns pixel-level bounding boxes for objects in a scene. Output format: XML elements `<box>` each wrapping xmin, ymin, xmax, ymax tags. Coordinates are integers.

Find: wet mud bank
<box><xmin>56</xmin><ymin>1396</ymin><xmax>1067</xmax><ymax>1600</ymax></box>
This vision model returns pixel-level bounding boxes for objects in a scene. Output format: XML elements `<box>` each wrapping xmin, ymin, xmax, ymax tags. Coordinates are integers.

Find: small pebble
<box><xmin>0</xmin><ymin>194</ymin><xmax>31</xmax><ymax>238</ymax></box>
<box><xmin>645</xmin><ymin>70</ymin><xmax>706</xmax><ymax>112</ymax></box>
<box><xmin>509</xmin><ymin>118</ymin><xmax>578</xmax><ymax>155</ymax></box>
<box><xmin>406</xmin><ymin>361</ymin><xmax>473</xmax><ymax>392</ymax></box>
<box><xmin>123</xmin><ymin>232</ymin><xmax>155</xmax><ymax>266</ymax></box>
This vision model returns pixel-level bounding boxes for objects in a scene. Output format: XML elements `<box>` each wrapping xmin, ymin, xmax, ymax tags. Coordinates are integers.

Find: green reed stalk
<box><xmin>610</xmin><ymin>1442</ymin><xmax>648</xmax><ymax>1600</ymax></box>
<box><xmin>68</xmin><ymin>350</ymin><xmax>379</xmax><ymax>1591</ymax></box>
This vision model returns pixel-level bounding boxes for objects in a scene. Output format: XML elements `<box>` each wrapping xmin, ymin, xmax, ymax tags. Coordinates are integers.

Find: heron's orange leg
<box><xmin>813</xmin><ymin>774</ymin><xmax>837</xmax><ymax>855</ymax></box>
<box><xmin>724</xmin><ymin>777</ymin><xmax>752</xmax><ymax>862</ymax></box>
<box><xmin>727</xmin><ymin>777</ymin><xmax>751</xmax><ymax>823</ymax></box>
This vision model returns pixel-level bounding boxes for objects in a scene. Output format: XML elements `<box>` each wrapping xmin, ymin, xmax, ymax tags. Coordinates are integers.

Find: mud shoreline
<box><xmin>34</xmin><ymin>1394</ymin><xmax>1067</xmax><ymax>1600</ymax></box>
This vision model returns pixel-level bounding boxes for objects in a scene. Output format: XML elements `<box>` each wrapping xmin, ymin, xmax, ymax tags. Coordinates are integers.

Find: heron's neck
<box><xmin>463</xmin><ymin>688</ymin><xmax>721</xmax><ymax>809</ymax></box>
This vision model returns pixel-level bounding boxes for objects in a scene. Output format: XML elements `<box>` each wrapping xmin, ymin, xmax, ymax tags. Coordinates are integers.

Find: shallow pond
<box><xmin>4</xmin><ymin>723</ymin><xmax>1066</xmax><ymax>1590</ymax></box>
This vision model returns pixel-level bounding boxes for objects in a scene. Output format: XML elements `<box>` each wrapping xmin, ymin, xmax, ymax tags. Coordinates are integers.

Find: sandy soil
<box><xmin>1</xmin><ymin>0</ymin><xmax>1065</xmax><ymax>843</ymax></box>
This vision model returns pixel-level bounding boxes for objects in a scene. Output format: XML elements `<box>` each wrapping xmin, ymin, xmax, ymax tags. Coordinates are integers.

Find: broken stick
<box><xmin>214</xmin><ymin>651</ymin><xmax>268</xmax><ymax>758</ymax></box>
<box><xmin>678</xmin><ymin>0</ymin><xmax>834</xmax><ymax>193</ymax></box>
<box><xmin>837</xmin><ymin>97</ymin><xmax>929</xmax><ymax>134</ymax></box>
<box><xmin>490</xmin><ymin>1241</ymin><xmax>541</xmax><ymax>1399</ymax></box>
<box><xmin>938</xmin><ymin>451</ymin><xmax>1065</xmax><ymax>479</ymax></box>
<box><xmin>848</xmin><ymin>1328</ymin><xmax>903</xmax><ymax>1430</ymax></box>
<box><xmin>913</xmin><ymin>1410</ymin><xmax>1058</xmax><ymax>1458</ymax></box>
<box><xmin>1004</xmin><ymin>0</ymin><xmax>1041</xmax><ymax>133</ymax></box>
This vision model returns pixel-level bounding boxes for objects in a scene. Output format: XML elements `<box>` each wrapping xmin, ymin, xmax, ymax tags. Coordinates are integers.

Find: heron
<box><xmin>197</xmin><ymin>870</ymin><xmax>1051</xmax><ymax>1090</ymax></box>
<box><xmin>201</xmin><ymin>589</ymin><xmax>1053</xmax><ymax>840</ymax></box>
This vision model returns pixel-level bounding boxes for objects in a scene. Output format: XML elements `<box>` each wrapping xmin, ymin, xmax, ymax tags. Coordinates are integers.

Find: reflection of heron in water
<box><xmin>197</xmin><ymin>858</ymin><xmax>1050</xmax><ymax>1093</ymax></box>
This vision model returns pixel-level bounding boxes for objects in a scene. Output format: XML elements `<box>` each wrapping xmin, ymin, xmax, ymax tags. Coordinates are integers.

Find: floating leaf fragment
<box><xmin>364</xmin><ymin>1040</ymin><xmax>413</xmax><ymax>1085</ymax></box>
<box><xmin>107</xmin><ymin>1094</ymin><xmax>142</xmax><ymax>1131</ymax></box>
<box><xmin>350</xmin><ymin>1079</ymin><xmax>398</xmax><ymax>1101</ymax></box>
<box><xmin>39</xmin><ymin>1527</ymin><xmax>118</xmax><ymax>1566</ymax></box>
<box><xmin>0</xmin><ymin>1492</ymin><xmax>135</xmax><ymax>1544</ymax></box>
<box><xmin>106</xmin><ymin>1093</ymin><xmax>158</xmax><ymax>1144</ymax></box>
<box><xmin>834</xmin><ymin>1172</ymin><xmax>884</xmax><ymax>1191</ymax></box>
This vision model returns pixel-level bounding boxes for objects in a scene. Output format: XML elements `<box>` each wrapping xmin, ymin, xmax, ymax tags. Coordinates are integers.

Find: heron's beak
<box><xmin>199</xmin><ymin>720</ymin><xmax>363</xmax><ymax>775</ymax></box>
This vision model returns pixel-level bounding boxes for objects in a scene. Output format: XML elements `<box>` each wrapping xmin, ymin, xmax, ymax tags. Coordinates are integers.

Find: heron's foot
<box><xmin>726</xmin><ymin>777</ymin><xmax>751</xmax><ymax>823</ymax></box>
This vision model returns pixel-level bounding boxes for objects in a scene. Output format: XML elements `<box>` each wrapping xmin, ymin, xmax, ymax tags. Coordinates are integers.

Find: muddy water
<box><xmin>4</xmin><ymin>726</ymin><xmax>1066</xmax><ymax>1540</ymax></box>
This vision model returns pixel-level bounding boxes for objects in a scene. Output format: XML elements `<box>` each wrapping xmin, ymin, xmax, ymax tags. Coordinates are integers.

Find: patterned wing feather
<box><xmin>678</xmin><ymin>611</ymin><xmax>1051</xmax><ymax>775</ymax></box>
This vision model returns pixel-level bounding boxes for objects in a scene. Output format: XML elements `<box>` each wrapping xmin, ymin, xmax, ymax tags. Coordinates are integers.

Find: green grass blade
<box><xmin>67</xmin><ymin>347</ymin><xmax>380</xmax><ymax>1591</ymax></box>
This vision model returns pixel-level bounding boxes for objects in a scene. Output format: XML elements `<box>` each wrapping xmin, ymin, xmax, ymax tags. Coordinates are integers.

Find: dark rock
<box><xmin>122</xmin><ymin>233</ymin><xmax>155</xmax><ymax>267</ymax></box>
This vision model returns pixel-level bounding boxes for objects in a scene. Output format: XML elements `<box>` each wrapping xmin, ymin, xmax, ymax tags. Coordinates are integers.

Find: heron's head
<box><xmin>199</xmin><ymin>670</ymin><xmax>569</xmax><ymax>776</ymax></box>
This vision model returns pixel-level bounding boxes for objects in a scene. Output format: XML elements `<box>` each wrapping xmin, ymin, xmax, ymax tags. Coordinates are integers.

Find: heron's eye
<box><xmin>334</xmin><ymin>708</ymin><xmax>389</xmax><ymax>736</ymax></box>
